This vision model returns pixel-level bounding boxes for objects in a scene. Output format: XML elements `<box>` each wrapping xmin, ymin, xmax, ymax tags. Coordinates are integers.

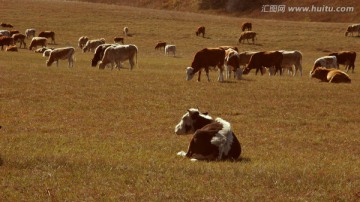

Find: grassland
<box><xmin>1</xmin><ymin>0</ymin><xmax>360</xmax><ymax>201</ymax></box>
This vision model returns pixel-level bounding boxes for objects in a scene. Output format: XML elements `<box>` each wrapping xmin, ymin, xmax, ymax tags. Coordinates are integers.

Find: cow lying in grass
<box><xmin>310</xmin><ymin>67</ymin><xmax>351</xmax><ymax>83</ymax></box>
<box><xmin>174</xmin><ymin>108</ymin><xmax>241</xmax><ymax>161</ymax></box>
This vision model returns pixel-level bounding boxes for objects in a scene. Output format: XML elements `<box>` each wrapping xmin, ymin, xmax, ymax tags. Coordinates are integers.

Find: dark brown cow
<box><xmin>12</xmin><ymin>33</ymin><xmax>26</xmax><ymax>48</ymax></box>
<box><xmin>186</xmin><ymin>48</ymin><xmax>226</xmax><ymax>82</ymax></box>
<box><xmin>175</xmin><ymin>108</ymin><xmax>241</xmax><ymax>161</ymax></box>
<box><xmin>329</xmin><ymin>51</ymin><xmax>356</xmax><ymax>73</ymax></box>
<box><xmin>114</xmin><ymin>37</ymin><xmax>124</xmax><ymax>44</ymax></box>
<box><xmin>238</xmin><ymin>31</ymin><xmax>256</xmax><ymax>44</ymax></box>
<box><xmin>155</xmin><ymin>41</ymin><xmax>166</xmax><ymax>50</ymax></box>
<box><xmin>196</xmin><ymin>26</ymin><xmax>205</xmax><ymax>37</ymax></box>
<box><xmin>1</xmin><ymin>23</ymin><xmax>13</xmax><ymax>28</ymax></box>
<box><xmin>243</xmin><ymin>51</ymin><xmax>283</xmax><ymax>75</ymax></box>
<box><xmin>241</xmin><ymin>22</ymin><xmax>252</xmax><ymax>31</ymax></box>
<box><xmin>311</xmin><ymin>67</ymin><xmax>351</xmax><ymax>83</ymax></box>
<box><xmin>39</xmin><ymin>31</ymin><xmax>55</xmax><ymax>44</ymax></box>
<box><xmin>0</xmin><ymin>36</ymin><xmax>14</xmax><ymax>50</ymax></box>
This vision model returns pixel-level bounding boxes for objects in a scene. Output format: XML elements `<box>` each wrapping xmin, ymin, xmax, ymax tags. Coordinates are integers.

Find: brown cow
<box><xmin>186</xmin><ymin>48</ymin><xmax>225</xmax><ymax>82</ymax></box>
<box><xmin>196</xmin><ymin>26</ymin><xmax>205</xmax><ymax>37</ymax></box>
<box><xmin>311</xmin><ymin>67</ymin><xmax>351</xmax><ymax>83</ymax></box>
<box><xmin>243</xmin><ymin>51</ymin><xmax>283</xmax><ymax>75</ymax></box>
<box><xmin>155</xmin><ymin>41</ymin><xmax>166</xmax><ymax>50</ymax></box>
<box><xmin>241</xmin><ymin>22</ymin><xmax>252</xmax><ymax>31</ymax></box>
<box><xmin>39</xmin><ymin>31</ymin><xmax>55</xmax><ymax>44</ymax></box>
<box><xmin>329</xmin><ymin>51</ymin><xmax>356</xmax><ymax>73</ymax></box>
<box><xmin>0</xmin><ymin>36</ymin><xmax>14</xmax><ymax>50</ymax></box>
<box><xmin>6</xmin><ymin>45</ymin><xmax>18</xmax><ymax>52</ymax></box>
<box><xmin>1</xmin><ymin>23</ymin><xmax>13</xmax><ymax>28</ymax></box>
<box><xmin>239</xmin><ymin>31</ymin><xmax>256</xmax><ymax>44</ymax></box>
<box><xmin>12</xmin><ymin>33</ymin><xmax>26</xmax><ymax>48</ymax></box>
<box><xmin>29</xmin><ymin>37</ymin><xmax>47</xmax><ymax>50</ymax></box>
<box><xmin>114</xmin><ymin>37</ymin><xmax>124</xmax><ymax>44</ymax></box>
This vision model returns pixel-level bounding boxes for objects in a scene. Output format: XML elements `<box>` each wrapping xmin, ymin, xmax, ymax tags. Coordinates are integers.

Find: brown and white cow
<box><xmin>114</xmin><ymin>37</ymin><xmax>124</xmax><ymax>44</ymax></box>
<box><xmin>91</xmin><ymin>44</ymin><xmax>116</xmax><ymax>67</ymax></box>
<box><xmin>224</xmin><ymin>48</ymin><xmax>242</xmax><ymax>80</ymax></box>
<box><xmin>38</xmin><ymin>31</ymin><xmax>55</xmax><ymax>44</ymax></box>
<box><xmin>243</xmin><ymin>51</ymin><xmax>283</xmax><ymax>75</ymax></box>
<box><xmin>329</xmin><ymin>51</ymin><xmax>356</xmax><ymax>73</ymax></box>
<box><xmin>123</xmin><ymin>27</ymin><xmax>129</xmax><ymax>36</ymax></box>
<box><xmin>175</xmin><ymin>108</ymin><xmax>241</xmax><ymax>161</ymax></box>
<box><xmin>186</xmin><ymin>48</ymin><xmax>226</xmax><ymax>82</ymax></box>
<box><xmin>278</xmin><ymin>50</ymin><xmax>303</xmax><ymax>76</ymax></box>
<box><xmin>29</xmin><ymin>37</ymin><xmax>47</xmax><ymax>50</ymax></box>
<box><xmin>46</xmin><ymin>47</ymin><xmax>75</xmax><ymax>67</ymax></box>
<box><xmin>345</xmin><ymin>24</ymin><xmax>360</xmax><ymax>37</ymax></box>
<box><xmin>310</xmin><ymin>56</ymin><xmax>338</xmax><ymax>75</ymax></box>
<box><xmin>196</xmin><ymin>26</ymin><xmax>205</xmax><ymax>37</ymax></box>
<box><xmin>241</xmin><ymin>22</ymin><xmax>252</xmax><ymax>31</ymax></box>
<box><xmin>0</xmin><ymin>36</ymin><xmax>14</xmax><ymax>50</ymax></box>
<box><xmin>311</xmin><ymin>67</ymin><xmax>351</xmax><ymax>83</ymax></box>
<box><xmin>78</xmin><ymin>36</ymin><xmax>89</xmax><ymax>49</ymax></box>
<box><xmin>12</xmin><ymin>33</ymin><xmax>26</xmax><ymax>48</ymax></box>
<box><xmin>83</xmin><ymin>38</ymin><xmax>105</xmax><ymax>53</ymax></box>
<box><xmin>98</xmin><ymin>44</ymin><xmax>138</xmax><ymax>70</ymax></box>
<box><xmin>25</xmin><ymin>28</ymin><xmax>36</xmax><ymax>38</ymax></box>
<box><xmin>239</xmin><ymin>31</ymin><xmax>256</xmax><ymax>44</ymax></box>
<box><xmin>155</xmin><ymin>41</ymin><xmax>167</xmax><ymax>50</ymax></box>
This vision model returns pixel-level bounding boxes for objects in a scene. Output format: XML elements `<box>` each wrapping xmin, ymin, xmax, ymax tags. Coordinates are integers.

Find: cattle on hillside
<box><xmin>310</xmin><ymin>56</ymin><xmax>338</xmax><ymax>75</ymax></box>
<box><xmin>39</xmin><ymin>31</ymin><xmax>55</xmax><ymax>44</ymax></box>
<box><xmin>224</xmin><ymin>48</ymin><xmax>242</xmax><ymax>80</ymax></box>
<box><xmin>278</xmin><ymin>50</ymin><xmax>303</xmax><ymax>76</ymax></box>
<box><xmin>0</xmin><ymin>36</ymin><xmax>14</xmax><ymax>50</ymax></box>
<box><xmin>186</xmin><ymin>48</ymin><xmax>226</xmax><ymax>82</ymax></box>
<box><xmin>345</xmin><ymin>24</ymin><xmax>360</xmax><ymax>37</ymax></box>
<box><xmin>175</xmin><ymin>108</ymin><xmax>241</xmax><ymax>161</ymax></box>
<box><xmin>113</xmin><ymin>37</ymin><xmax>124</xmax><ymax>44</ymax></box>
<box><xmin>12</xmin><ymin>33</ymin><xmax>26</xmax><ymax>48</ymax></box>
<box><xmin>46</xmin><ymin>47</ymin><xmax>75</xmax><ymax>67</ymax></box>
<box><xmin>0</xmin><ymin>30</ymin><xmax>10</xmax><ymax>37</ymax></box>
<box><xmin>29</xmin><ymin>37</ymin><xmax>47</xmax><ymax>50</ymax></box>
<box><xmin>91</xmin><ymin>44</ymin><xmax>115</xmax><ymax>67</ymax></box>
<box><xmin>155</xmin><ymin>41</ymin><xmax>166</xmax><ymax>50</ymax></box>
<box><xmin>98</xmin><ymin>44</ymin><xmax>138</xmax><ymax>70</ymax></box>
<box><xmin>123</xmin><ymin>27</ymin><xmax>129</xmax><ymax>36</ymax></box>
<box><xmin>329</xmin><ymin>51</ymin><xmax>356</xmax><ymax>73</ymax></box>
<box><xmin>311</xmin><ymin>67</ymin><xmax>351</xmax><ymax>83</ymax></box>
<box><xmin>1</xmin><ymin>23</ymin><xmax>13</xmax><ymax>28</ymax></box>
<box><xmin>165</xmin><ymin>45</ymin><xmax>176</xmax><ymax>57</ymax></box>
<box><xmin>196</xmin><ymin>26</ymin><xmax>205</xmax><ymax>37</ymax></box>
<box><xmin>82</xmin><ymin>38</ymin><xmax>105</xmax><ymax>53</ymax></box>
<box><xmin>25</xmin><ymin>28</ymin><xmax>36</xmax><ymax>38</ymax></box>
<box><xmin>78</xmin><ymin>36</ymin><xmax>89</xmax><ymax>49</ymax></box>
<box><xmin>238</xmin><ymin>31</ymin><xmax>256</xmax><ymax>44</ymax></box>
<box><xmin>243</xmin><ymin>51</ymin><xmax>283</xmax><ymax>75</ymax></box>
<box><xmin>241</xmin><ymin>22</ymin><xmax>252</xmax><ymax>31</ymax></box>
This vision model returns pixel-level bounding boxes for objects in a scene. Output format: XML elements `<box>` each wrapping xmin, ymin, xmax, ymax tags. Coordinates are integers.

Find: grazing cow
<box><xmin>78</xmin><ymin>36</ymin><xmax>89</xmax><ymax>49</ymax></box>
<box><xmin>83</xmin><ymin>38</ymin><xmax>105</xmax><ymax>53</ymax></box>
<box><xmin>29</xmin><ymin>37</ymin><xmax>47</xmax><ymax>50</ymax></box>
<box><xmin>46</xmin><ymin>47</ymin><xmax>75</xmax><ymax>67</ymax></box>
<box><xmin>310</xmin><ymin>56</ymin><xmax>338</xmax><ymax>75</ymax></box>
<box><xmin>9</xmin><ymin>30</ymin><xmax>19</xmax><ymax>36</ymax></box>
<box><xmin>0</xmin><ymin>36</ymin><xmax>14</xmax><ymax>50</ymax></box>
<box><xmin>224</xmin><ymin>48</ymin><xmax>242</xmax><ymax>80</ymax></box>
<box><xmin>6</xmin><ymin>45</ymin><xmax>17</xmax><ymax>52</ymax></box>
<box><xmin>329</xmin><ymin>51</ymin><xmax>356</xmax><ymax>73</ymax></box>
<box><xmin>311</xmin><ymin>67</ymin><xmax>351</xmax><ymax>83</ymax></box>
<box><xmin>186</xmin><ymin>48</ymin><xmax>226</xmax><ymax>82</ymax></box>
<box><xmin>238</xmin><ymin>51</ymin><xmax>258</xmax><ymax>67</ymax></box>
<box><xmin>1</xmin><ymin>23</ymin><xmax>13</xmax><ymax>28</ymax></box>
<box><xmin>42</xmin><ymin>49</ymin><xmax>53</xmax><ymax>57</ymax></box>
<box><xmin>0</xmin><ymin>30</ymin><xmax>10</xmax><ymax>37</ymax></box>
<box><xmin>38</xmin><ymin>31</ymin><xmax>55</xmax><ymax>44</ymax></box>
<box><xmin>91</xmin><ymin>44</ymin><xmax>114</xmax><ymax>67</ymax></box>
<box><xmin>174</xmin><ymin>108</ymin><xmax>241</xmax><ymax>161</ymax></box>
<box><xmin>123</xmin><ymin>27</ymin><xmax>129</xmax><ymax>36</ymax></box>
<box><xmin>34</xmin><ymin>47</ymin><xmax>54</xmax><ymax>54</ymax></box>
<box><xmin>278</xmin><ymin>50</ymin><xmax>303</xmax><ymax>76</ymax></box>
<box><xmin>12</xmin><ymin>33</ymin><xmax>26</xmax><ymax>48</ymax></box>
<box><xmin>219</xmin><ymin>46</ymin><xmax>238</xmax><ymax>52</ymax></box>
<box><xmin>196</xmin><ymin>26</ymin><xmax>205</xmax><ymax>37</ymax></box>
<box><xmin>113</xmin><ymin>37</ymin><xmax>124</xmax><ymax>44</ymax></box>
<box><xmin>241</xmin><ymin>22</ymin><xmax>252</xmax><ymax>31</ymax></box>
<box><xmin>165</xmin><ymin>45</ymin><xmax>176</xmax><ymax>57</ymax></box>
<box><xmin>239</xmin><ymin>31</ymin><xmax>256</xmax><ymax>44</ymax></box>
<box><xmin>25</xmin><ymin>28</ymin><xmax>36</xmax><ymax>38</ymax></box>
<box><xmin>243</xmin><ymin>51</ymin><xmax>283</xmax><ymax>75</ymax></box>
<box><xmin>345</xmin><ymin>24</ymin><xmax>360</xmax><ymax>37</ymax></box>
<box><xmin>98</xmin><ymin>44</ymin><xmax>138</xmax><ymax>70</ymax></box>
<box><xmin>155</xmin><ymin>41</ymin><xmax>166</xmax><ymax>50</ymax></box>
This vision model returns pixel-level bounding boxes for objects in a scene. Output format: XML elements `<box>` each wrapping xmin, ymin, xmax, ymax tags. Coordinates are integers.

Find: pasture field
<box><xmin>1</xmin><ymin>0</ymin><xmax>360</xmax><ymax>201</ymax></box>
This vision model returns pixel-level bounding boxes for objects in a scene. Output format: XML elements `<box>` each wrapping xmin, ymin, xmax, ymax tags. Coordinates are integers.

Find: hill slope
<box><xmin>76</xmin><ymin>0</ymin><xmax>359</xmax><ymax>23</ymax></box>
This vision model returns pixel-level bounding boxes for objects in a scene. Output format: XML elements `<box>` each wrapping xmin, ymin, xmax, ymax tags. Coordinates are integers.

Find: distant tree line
<box><xmin>198</xmin><ymin>0</ymin><xmax>284</xmax><ymax>12</ymax></box>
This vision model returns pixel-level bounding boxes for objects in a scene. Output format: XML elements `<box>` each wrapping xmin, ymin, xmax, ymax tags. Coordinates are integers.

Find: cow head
<box><xmin>46</xmin><ymin>59</ymin><xmax>53</xmax><ymax>67</ymax></box>
<box><xmin>186</xmin><ymin>67</ymin><xmax>194</xmax><ymax>80</ymax></box>
<box><xmin>242</xmin><ymin>65</ymin><xmax>251</xmax><ymax>75</ymax></box>
<box><xmin>310</xmin><ymin>67</ymin><xmax>329</xmax><ymax>81</ymax></box>
<box><xmin>174</xmin><ymin>108</ymin><xmax>212</xmax><ymax>135</ymax></box>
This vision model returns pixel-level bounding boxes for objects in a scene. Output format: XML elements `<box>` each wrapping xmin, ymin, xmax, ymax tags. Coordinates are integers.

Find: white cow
<box><xmin>224</xmin><ymin>48</ymin><xmax>242</xmax><ymax>80</ymax></box>
<box><xmin>0</xmin><ymin>30</ymin><xmax>10</xmax><ymax>37</ymax></box>
<box><xmin>78</xmin><ymin>36</ymin><xmax>89</xmax><ymax>49</ymax></box>
<box><xmin>98</xmin><ymin>44</ymin><xmax>138</xmax><ymax>70</ymax></box>
<box><xmin>310</xmin><ymin>56</ymin><xmax>338</xmax><ymax>75</ymax></box>
<box><xmin>278</xmin><ymin>50</ymin><xmax>303</xmax><ymax>76</ymax></box>
<box><xmin>123</xmin><ymin>27</ymin><xmax>129</xmax><ymax>36</ymax></box>
<box><xmin>165</xmin><ymin>45</ymin><xmax>176</xmax><ymax>57</ymax></box>
<box><xmin>46</xmin><ymin>47</ymin><xmax>75</xmax><ymax>67</ymax></box>
<box><xmin>82</xmin><ymin>38</ymin><xmax>105</xmax><ymax>53</ymax></box>
<box><xmin>345</xmin><ymin>24</ymin><xmax>360</xmax><ymax>37</ymax></box>
<box><xmin>25</xmin><ymin>28</ymin><xmax>36</xmax><ymax>38</ymax></box>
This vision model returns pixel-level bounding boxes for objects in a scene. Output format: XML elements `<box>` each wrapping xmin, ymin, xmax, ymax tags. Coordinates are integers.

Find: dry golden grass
<box><xmin>1</xmin><ymin>0</ymin><xmax>360</xmax><ymax>201</ymax></box>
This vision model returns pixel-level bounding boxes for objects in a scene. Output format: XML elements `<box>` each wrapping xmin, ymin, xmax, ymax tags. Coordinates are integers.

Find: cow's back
<box><xmin>327</xmin><ymin>70</ymin><xmax>351</xmax><ymax>83</ymax></box>
<box><xmin>192</xmin><ymin>48</ymin><xmax>225</xmax><ymax>69</ymax></box>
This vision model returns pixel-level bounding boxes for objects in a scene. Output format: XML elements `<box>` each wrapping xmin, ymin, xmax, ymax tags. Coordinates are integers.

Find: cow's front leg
<box><xmin>205</xmin><ymin>68</ymin><xmax>210</xmax><ymax>82</ymax></box>
<box><xmin>197</xmin><ymin>70</ymin><xmax>201</xmax><ymax>82</ymax></box>
<box><xmin>218</xmin><ymin>66</ymin><xmax>224</xmax><ymax>82</ymax></box>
